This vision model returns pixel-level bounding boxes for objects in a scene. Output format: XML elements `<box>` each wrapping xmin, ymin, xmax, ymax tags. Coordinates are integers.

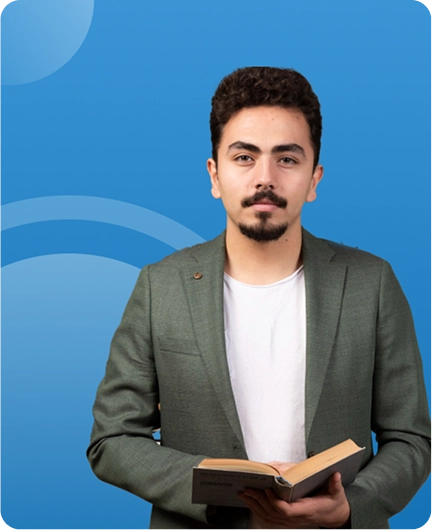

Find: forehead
<box><xmin>220</xmin><ymin>106</ymin><xmax>312</xmax><ymax>149</ymax></box>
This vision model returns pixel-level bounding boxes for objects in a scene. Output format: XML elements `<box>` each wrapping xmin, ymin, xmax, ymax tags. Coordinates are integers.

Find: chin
<box><xmin>238</xmin><ymin>222</ymin><xmax>289</xmax><ymax>242</ymax></box>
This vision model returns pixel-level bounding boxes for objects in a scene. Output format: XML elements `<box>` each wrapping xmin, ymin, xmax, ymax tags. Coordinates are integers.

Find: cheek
<box><xmin>219</xmin><ymin>182</ymin><xmax>242</xmax><ymax>202</ymax></box>
<box><xmin>290</xmin><ymin>180</ymin><xmax>315</xmax><ymax>201</ymax></box>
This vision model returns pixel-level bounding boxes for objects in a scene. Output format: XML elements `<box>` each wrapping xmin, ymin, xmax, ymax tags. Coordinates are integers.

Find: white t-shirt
<box><xmin>224</xmin><ymin>267</ymin><xmax>306</xmax><ymax>465</ymax></box>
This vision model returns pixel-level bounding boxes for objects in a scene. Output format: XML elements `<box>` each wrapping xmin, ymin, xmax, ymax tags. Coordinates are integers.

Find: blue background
<box><xmin>1</xmin><ymin>0</ymin><xmax>430</xmax><ymax>528</ymax></box>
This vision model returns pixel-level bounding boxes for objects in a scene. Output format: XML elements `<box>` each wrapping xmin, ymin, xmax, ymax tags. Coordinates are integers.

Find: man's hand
<box><xmin>266</xmin><ymin>461</ymin><xmax>297</xmax><ymax>475</ymax></box>
<box><xmin>238</xmin><ymin>472</ymin><xmax>351</xmax><ymax>529</ymax></box>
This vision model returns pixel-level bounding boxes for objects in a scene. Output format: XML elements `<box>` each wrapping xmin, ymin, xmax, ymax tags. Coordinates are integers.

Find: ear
<box><xmin>207</xmin><ymin>158</ymin><xmax>221</xmax><ymax>199</ymax></box>
<box><xmin>306</xmin><ymin>164</ymin><xmax>324</xmax><ymax>203</ymax></box>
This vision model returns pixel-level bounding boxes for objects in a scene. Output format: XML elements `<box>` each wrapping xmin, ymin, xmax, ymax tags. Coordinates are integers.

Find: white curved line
<box><xmin>2</xmin><ymin>196</ymin><xmax>206</xmax><ymax>250</ymax></box>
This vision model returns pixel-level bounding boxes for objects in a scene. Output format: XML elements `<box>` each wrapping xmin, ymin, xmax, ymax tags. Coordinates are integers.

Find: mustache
<box><xmin>241</xmin><ymin>190</ymin><xmax>288</xmax><ymax>209</ymax></box>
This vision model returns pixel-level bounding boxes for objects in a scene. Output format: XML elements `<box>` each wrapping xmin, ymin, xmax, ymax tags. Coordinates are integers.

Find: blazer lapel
<box><xmin>302</xmin><ymin>229</ymin><xmax>347</xmax><ymax>442</ymax></box>
<box><xmin>180</xmin><ymin>233</ymin><xmax>245</xmax><ymax>449</ymax></box>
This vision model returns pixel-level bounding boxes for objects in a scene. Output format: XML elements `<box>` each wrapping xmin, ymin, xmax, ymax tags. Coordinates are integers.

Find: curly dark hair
<box><xmin>210</xmin><ymin>66</ymin><xmax>322</xmax><ymax>168</ymax></box>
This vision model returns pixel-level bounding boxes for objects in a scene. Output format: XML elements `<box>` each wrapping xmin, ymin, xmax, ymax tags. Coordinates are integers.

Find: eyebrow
<box><xmin>227</xmin><ymin>141</ymin><xmax>306</xmax><ymax>158</ymax></box>
<box><xmin>227</xmin><ymin>141</ymin><xmax>261</xmax><ymax>153</ymax></box>
<box><xmin>272</xmin><ymin>144</ymin><xmax>306</xmax><ymax>157</ymax></box>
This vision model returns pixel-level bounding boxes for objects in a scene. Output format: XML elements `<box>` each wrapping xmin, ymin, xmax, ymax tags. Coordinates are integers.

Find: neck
<box><xmin>224</xmin><ymin>222</ymin><xmax>303</xmax><ymax>285</ymax></box>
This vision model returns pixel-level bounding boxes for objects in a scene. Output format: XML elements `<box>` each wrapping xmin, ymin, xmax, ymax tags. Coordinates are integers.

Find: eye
<box><xmin>279</xmin><ymin>156</ymin><xmax>297</xmax><ymax>165</ymax></box>
<box><xmin>234</xmin><ymin>154</ymin><xmax>254</xmax><ymax>163</ymax></box>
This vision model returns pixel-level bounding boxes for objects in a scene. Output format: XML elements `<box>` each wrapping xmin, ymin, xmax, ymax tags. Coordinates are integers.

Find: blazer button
<box><xmin>193</xmin><ymin>272</ymin><xmax>203</xmax><ymax>280</ymax></box>
<box><xmin>307</xmin><ymin>451</ymin><xmax>316</xmax><ymax>458</ymax></box>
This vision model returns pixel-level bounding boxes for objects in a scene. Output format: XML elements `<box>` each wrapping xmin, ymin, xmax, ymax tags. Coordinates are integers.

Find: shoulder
<box><xmin>143</xmin><ymin>232</ymin><xmax>225</xmax><ymax>275</ymax></box>
<box><xmin>303</xmin><ymin>230</ymin><xmax>408</xmax><ymax>310</ymax></box>
<box><xmin>325</xmin><ymin>239</ymin><xmax>384</xmax><ymax>267</ymax></box>
<box><xmin>303</xmin><ymin>228</ymin><xmax>386</xmax><ymax>269</ymax></box>
<box><xmin>301</xmin><ymin>229</ymin><xmax>396</xmax><ymax>296</ymax></box>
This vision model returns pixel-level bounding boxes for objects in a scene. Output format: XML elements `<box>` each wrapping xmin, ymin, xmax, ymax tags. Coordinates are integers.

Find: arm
<box><xmin>86</xmin><ymin>267</ymin><xmax>209</xmax><ymax>524</ymax></box>
<box><xmin>344</xmin><ymin>260</ymin><xmax>430</xmax><ymax>528</ymax></box>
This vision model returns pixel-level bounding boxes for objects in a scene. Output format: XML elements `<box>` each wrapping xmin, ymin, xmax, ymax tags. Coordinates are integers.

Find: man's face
<box><xmin>207</xmin><ymin>106</ymin><xmax>323</xmax><ymax>242</ymax></box>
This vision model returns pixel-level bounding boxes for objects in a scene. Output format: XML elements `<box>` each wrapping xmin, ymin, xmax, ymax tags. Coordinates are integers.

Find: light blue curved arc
<box><xmin>2</xmin><ymin>196</ymin><xmax>206</xmax><ymax>250</ymax></box>
<box><xmin>1</xmin><ymin>0</ymin><xmax>94</xmax><ymax>86</ymax></box>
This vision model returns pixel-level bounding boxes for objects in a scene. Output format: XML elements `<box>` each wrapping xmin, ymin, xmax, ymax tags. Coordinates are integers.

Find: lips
<box><xmin>251</xmin><ymin>202</ymin><xmax>279</xmax><ymax>212</ymax></box>
<box><xmin>251</xmin><ymin>198</ymin><xmax>278</xmax><ymax>212</ymax></box>
<box><xmin>253</xmin><ymin>198</ymin><xmax>276</xmax><ymax>206</ymax></box>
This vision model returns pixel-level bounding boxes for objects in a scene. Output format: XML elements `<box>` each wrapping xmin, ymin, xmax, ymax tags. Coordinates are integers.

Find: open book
<box><xmin>192</xmin><ymin>439</ymin><xmax>364</xmax><ymax>507</ymax></box>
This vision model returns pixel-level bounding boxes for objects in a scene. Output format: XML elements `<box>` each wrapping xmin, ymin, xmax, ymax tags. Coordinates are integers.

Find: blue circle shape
<box><xmin>1</xmin><ymin>0</ymin><xmax>94</xmax><ymax>85</ymax></box>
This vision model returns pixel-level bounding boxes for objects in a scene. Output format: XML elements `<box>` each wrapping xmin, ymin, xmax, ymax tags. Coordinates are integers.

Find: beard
<box><xmin>239</xmin><ymin>190</ymin><xmax>289</xmax><ymax>242</ymax></box>
<box><xmin>238</xmin><ymin>213</ymin><xmax>288</xmax><ymax>242</ymax></box>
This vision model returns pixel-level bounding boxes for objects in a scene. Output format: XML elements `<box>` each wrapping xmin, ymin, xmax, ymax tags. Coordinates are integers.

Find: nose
<box><xmin>253</xmin><ymin>159</ymin><xmax>276</xmax><ymax>189</ymax></box>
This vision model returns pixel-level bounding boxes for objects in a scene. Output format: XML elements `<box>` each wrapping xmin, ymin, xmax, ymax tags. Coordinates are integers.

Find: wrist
<box><xmin>338</xmin><ymin>514</ymin><xmax>351</xmax><ymax>529</ymax></box>
<box><xmin>320</xmin><ymin>516</ymin><xmax>350</xmax><ymax>530</ymax></box>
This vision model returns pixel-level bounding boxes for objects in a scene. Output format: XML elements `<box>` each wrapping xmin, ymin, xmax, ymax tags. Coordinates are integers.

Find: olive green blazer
<box><xmin>87</xmin><ymin>229</ymin><xmax>430</xmax><ymax>529</ymax></box>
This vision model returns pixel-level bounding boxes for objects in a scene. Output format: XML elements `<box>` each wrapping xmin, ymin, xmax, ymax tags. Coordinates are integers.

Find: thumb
<box><xmin>328</xmin><ymin>472</ymin><xmax>343</xmax><ymax>497</ymax></box>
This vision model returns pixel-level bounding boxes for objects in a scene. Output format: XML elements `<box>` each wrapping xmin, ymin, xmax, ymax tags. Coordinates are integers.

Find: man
<box><xmin>87</xmin><ymin>67</ymin><xmax>430</xmax><ymax>529</ymax></box>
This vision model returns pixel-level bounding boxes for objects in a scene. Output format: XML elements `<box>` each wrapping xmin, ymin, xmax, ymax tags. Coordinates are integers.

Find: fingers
<box><xmin>242</xmin><ymin>488</ymin><xmax>310</xmax><ymax>519</ymax></box>
<box><xmin>322</xmin><ymin>473</ymin><xmax>351</xmax><ymax>528</ymax></box>
<box><xmin>239</xmin><ymin>490</ymin><xmax>273</xmax><ymax>526</ymax></box>
<box><xmin>240</xmin><ymin>488</ymin><xmax>288</xmax><ymax>520</ymax></box>
<box><xmin>239</xmin><ymin>481</ymin><xmax>350</xmax><ymax>529</ymax></box>
<box><xmin>327</xmin><ymin>472</ymin><xmax>343</xmax><ymax>497</ymax></box>
<box><xmin>266</xmin><ymin>461</ymin><xmax>296</xmax><ymax>474</ymax></box>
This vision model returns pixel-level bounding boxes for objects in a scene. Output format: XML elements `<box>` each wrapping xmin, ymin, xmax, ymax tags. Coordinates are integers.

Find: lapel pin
<box><xmin>193</xmin><ymin>272</ymin><xmax>203</xmax><ymax>280</ymax></box>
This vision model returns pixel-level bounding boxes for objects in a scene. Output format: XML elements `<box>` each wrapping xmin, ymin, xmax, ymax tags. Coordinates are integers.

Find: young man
<box><xmin>87</xmin><ymin>67</ymin><xmax>430</xmax><ymax>529</ymax></box>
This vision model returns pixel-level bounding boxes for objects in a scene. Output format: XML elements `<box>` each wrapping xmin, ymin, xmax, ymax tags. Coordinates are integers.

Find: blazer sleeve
<box><xmin>345</xmin><ymin>261</ymin><xmax>431</xmax><ymax>529</ymax></box>
<box><xmin>86</xmin><ymin>266</ymin><xmax>210</xmax><ymax>525</ymax></box>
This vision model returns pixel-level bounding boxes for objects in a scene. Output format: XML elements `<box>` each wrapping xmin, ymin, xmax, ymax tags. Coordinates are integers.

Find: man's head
<box><xmin>207</xmin><ymin>67</ymin><xmax>323</xmax><ymax>244</ymax></box>
<box><xmin>210</xmin><ymin>66</ymin><xmax>322</xmax><ymax>169</ymax></box>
